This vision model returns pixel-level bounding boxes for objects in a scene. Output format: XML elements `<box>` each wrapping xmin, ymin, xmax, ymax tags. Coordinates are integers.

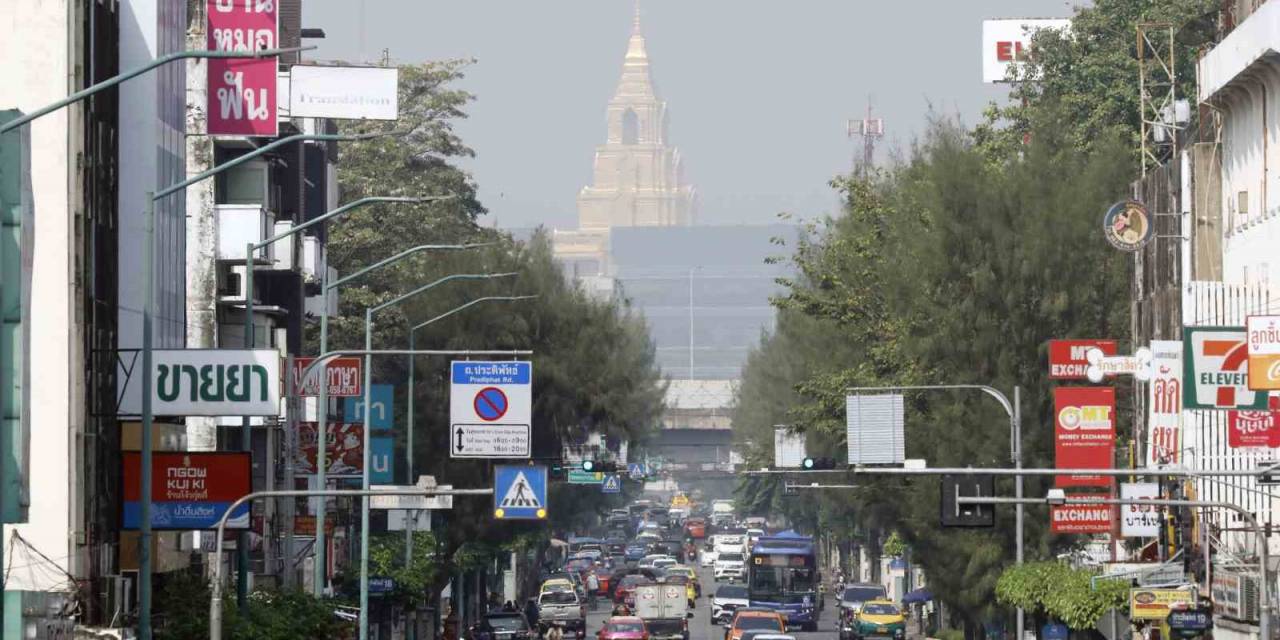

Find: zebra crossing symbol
<box><xmin>493</xmin><ymin>465</ymin><xmax>547</xmax><ymax>520</ymax></box>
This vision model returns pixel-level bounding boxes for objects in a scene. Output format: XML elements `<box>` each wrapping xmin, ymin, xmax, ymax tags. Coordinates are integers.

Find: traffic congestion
<box><xmin>463</xmin><ymin>497</ymin><xmax>918</xmax><ymax>640</ymax></box>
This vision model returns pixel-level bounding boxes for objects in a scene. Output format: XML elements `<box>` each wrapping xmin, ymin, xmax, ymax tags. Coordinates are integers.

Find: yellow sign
<box><xmin>1129</xmin><ymin>588</ymin><xmax>1194</xmax><ymax>620</ymax></box>
<box><xmin>671</xmin><ymin>493</ymin><xmax>690</xmax><ymax>508</ymax></box>
<box><xmin>1247</xmin><ymin>316</ymin><xmax>1280</xmax><ymax>390</ymax></box>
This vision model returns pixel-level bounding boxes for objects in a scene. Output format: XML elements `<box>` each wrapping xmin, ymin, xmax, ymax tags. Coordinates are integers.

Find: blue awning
<box><xmin>902</xmin><ymin>589</ymin><xmax>932</xmax><ymax>604</ymax></box>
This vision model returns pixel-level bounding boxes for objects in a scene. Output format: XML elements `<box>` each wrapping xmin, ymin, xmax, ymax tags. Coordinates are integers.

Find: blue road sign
<box><xmin>494</xmin><ymin>465</ymin><xmax>547</xmax><ymax>520</ymax></box>
<box><xmin>474</xmin><ymin>387</ymin><xmax>509</xmax><ymax>422</ymax></box>
<box><xmin>602</xmin><ymin>474</ymin><xmax>621</xmax><ymax>494</ymax></box>
<box><xmin>345</xmin><ymin>383</ymin><xmax>393</xmax><ymax>430</ymax></box>
<box><xmin>627</xmin><ymin>463</ymin><xmax>646</xmax><ymax>479</ymax></box>
<box><xmin>369</xmin><ymin>577</ymin><xmax>395</xmax><ymax>595</ymax></box>
<box><xmin>370</xmin><ymin>436</ymin><xmax>394</xmax><ymax>484</ymax></box>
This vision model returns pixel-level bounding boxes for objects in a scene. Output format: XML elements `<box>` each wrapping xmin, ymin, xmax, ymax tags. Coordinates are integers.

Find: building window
<box><xmin>622</xmin><ymin>109</ymin><xmax>639</xmax><ymax>145</ymax></box>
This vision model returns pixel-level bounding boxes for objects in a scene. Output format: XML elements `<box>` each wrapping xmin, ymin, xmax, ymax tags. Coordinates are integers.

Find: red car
<box><xmin>593</xmin><ymin>567</ymin><xmax>613</xmax><ymax>595</ymax></box>
<box><xmin>597</xmin><ymin>616</ymin><xmax>648</xmax><ymax>640</ymax></box>
<box><xmin>683</xmin><ymin>518</ymin><xmax>707</xmax><ymax>539</ymax></box>
<box><xmin>614</xmin><ymin>576</ymin><xmax>654</xmax><ymax>606</ymax></box>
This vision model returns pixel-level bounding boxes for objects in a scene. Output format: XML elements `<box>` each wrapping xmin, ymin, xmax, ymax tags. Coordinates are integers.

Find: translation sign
<box><xmin>450</xmin><ymin>361</ymin><xmax>532</xmax><ymax>458</ymax></box>
<box><xmin>206</xmin><ymin>0</ymin><xmax>278</xmax><ymax>136</ymax></box>
<box><xmin>1246</xmin><ymin>315</ymin><xmax>1280</xmax><ymax>390</ymax></box>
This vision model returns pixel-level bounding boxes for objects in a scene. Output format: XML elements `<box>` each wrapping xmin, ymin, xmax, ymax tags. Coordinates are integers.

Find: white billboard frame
<box><xmin>288</xmin><ymin>65</ymin><xmax>399</xmax><ymax>120</ymax></box>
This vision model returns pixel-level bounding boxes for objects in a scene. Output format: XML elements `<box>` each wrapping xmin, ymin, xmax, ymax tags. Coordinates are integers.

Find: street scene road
<box><xmin>3</xmin><ymin>1</ymin><xmax>1279</xmax><ymax>639</ymax></box>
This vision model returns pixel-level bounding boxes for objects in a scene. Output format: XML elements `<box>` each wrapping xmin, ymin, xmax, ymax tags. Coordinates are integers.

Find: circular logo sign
<box><xmin>1058</xmin><ymin>406</ymin><xmax>1082</xmax><ymax>430</ymax></box>
<box><xmin>1103</xmin><ymin>200</ymin><xmax>1153</xmax><ymax>251</ymax></box>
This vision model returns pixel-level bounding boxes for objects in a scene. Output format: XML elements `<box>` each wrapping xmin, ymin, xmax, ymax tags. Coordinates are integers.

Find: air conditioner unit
<box><xmin>269</xmin><ymin>220</ymin><xmax>300</xmax><ymax>271</ymax></box>
<box><xmin>217</xmin><ymin>264</ymin><xmax>248</xmax><ymax>304</ymax></box>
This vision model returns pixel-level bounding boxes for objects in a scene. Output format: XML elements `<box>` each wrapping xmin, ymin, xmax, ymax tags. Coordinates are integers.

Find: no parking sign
<box><xmin>450</xmin><ymin>361</ymin><xmax>532</xmax><ymax>459</ymax></box>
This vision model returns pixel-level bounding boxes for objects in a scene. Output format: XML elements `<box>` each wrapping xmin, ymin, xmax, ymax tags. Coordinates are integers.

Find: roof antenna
<box><xmin>633</xmin><ymin>0</ymin><xmax>642</xmax><ymax>33</ymax></box>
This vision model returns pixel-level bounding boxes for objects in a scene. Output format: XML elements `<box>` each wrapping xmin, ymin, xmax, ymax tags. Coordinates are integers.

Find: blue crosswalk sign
<box><xmin>627</xmin><ymin>463</ymin><xmax>646</xmax><ymax>479</ymax></box>
<box><xmin>602</xmin><ymin>474</ymin><xmax>621</xmax><ymax>494</ymax></box>
<box><xmin>494</xmin><ymin>465</ymin><xmax>547</xmax><ymax>520</ymax></box>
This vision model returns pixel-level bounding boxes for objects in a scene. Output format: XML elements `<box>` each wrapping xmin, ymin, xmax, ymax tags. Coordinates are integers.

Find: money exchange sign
<box><xmin>1054</xmin><ymin>387</ymin><xmax>1115</xmax><ymax>487</ymax></box>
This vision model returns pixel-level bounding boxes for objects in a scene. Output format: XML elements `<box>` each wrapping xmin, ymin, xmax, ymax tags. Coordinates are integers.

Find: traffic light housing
<box><xmin>802</xmin><ymin>457</ymin><xmax>837</xmax><ymax>470</ymax></box>
<box><xmin>940</xmin><ymin>474</ymin><xmax>995</xmax><ymax>528</ymax></box>
<box><xmin>549</xmin><ymin>462</ymin><xmax>566</xmax><ymax>480</ymax></box>
<box><xmin>582</xmin><ymin>460</ymin><xmax>618</xmax><ymax>473</ymax></box>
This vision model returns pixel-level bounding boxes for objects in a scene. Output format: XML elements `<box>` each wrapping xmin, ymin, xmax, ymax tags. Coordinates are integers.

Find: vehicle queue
<box><xmin>467</xmin><ymin>497</ymin><xmax>912</xmax><ymax>640</ymax></box>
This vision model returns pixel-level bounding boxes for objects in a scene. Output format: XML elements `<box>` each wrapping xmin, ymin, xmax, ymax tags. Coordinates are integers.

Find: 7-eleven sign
<box><xmin>1183</xmin><ymin>327</ymin><xmax>1269</xmax><ymax>410</ymax></box>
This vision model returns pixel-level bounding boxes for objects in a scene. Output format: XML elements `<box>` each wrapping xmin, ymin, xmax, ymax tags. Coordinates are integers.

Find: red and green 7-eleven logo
<box><xmin>1183</xmin><ymin>327</ymin><xmax>1269</xmax><ymax>410</ymax></box>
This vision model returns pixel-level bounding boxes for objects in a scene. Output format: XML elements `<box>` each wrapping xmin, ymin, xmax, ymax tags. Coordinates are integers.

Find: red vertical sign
<box><xmin>1054</xmin><ymin>387</ymin><xmax>1115</xmax><ymax>487</ymax></box>
<box><xmin>1048</xmin><ymin>339</ymin><xmax>1118</xmax><ymax>379</ymax></box>
<box><xmin>207</xmin><ymin>0</ymin><xmax>278</xmax><ymax>136</ymax></box>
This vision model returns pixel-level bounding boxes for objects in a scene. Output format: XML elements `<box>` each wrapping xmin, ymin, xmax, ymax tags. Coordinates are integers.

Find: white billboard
<box><xmin>1120</xmin><ymin>482</ymin><xmax>1161</xmax><ymax>538</ymax></box>
<box><xmin>773</xmin><ymin>427</ymin><xmax>807</xmax><ymax>468</ymax></box>
<box><xmin>119</xmin><ymin>349</ymin><xmax>281</xmax><ymax>416</ymax></box>
<box><xmin>288</xmin><ymin>65</ymin><xmax>399</xmax><ymax>120</ymax></box>
<box><xmin>1147</xmin><ymin>340</ymin><xmax>1182</xmax><ymax>466</ymax></box>
<box><xmin>981</xmin><ymin>19</ymin><xmax>1071</xmax><ymax>83</ymax></box>
<box><xmin>846</xmin><ymin>394</ymin><xmax>904</xmax><ymax>465</ymax></box>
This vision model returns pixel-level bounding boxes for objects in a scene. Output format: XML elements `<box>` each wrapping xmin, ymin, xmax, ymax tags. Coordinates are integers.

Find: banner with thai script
<box><xmin>1147</xmin><ymin>340</ymin><xmax>1182</xmax><ymax>466</ymax></box>
<box><xmin>1247</xmin><ymin>315</ymin><xmax>1280</xmax><ymax>391</ymax></box>
<box><xmin>122</xmin><ymin>452</ymin><xmax>250</xmax><ymax>529</ymax></box>
<box><xmin>1050</xmin><ymin>495</ymin><xmax>1114</xmax><ymax>533</ymax></box>
<box><xmin>1054</xmin><ymin>387</ymin><xmax>1115</xmax><ymax>487</ymax></box>
<box><xmin>1228</xmin><ymin>409</ymin><xmax>1280</xmax><ymax>448</ymax></box>
<box><xmin>118</xmin><ymin>349</ymin><xmax>281</xmax><ymax>416</ymax></box>
<box><xmin>1048</xmin><ymin>339</ymin><xmax>1118</xmax><ymax>380</ymax></box>
<box><xmin>1119</xmin><ymin>482</ymin><xmax>1161</xmax><ymax>537</ymax></box>
<box><xmin>207</xmin><ymin>0</ymin><xmax>278</xmax><ymax>136</ymax></box>
<box><xmin>292</xmin><ymin>357</ymin><xmax>363</xmax><ymax>397</ymax></box>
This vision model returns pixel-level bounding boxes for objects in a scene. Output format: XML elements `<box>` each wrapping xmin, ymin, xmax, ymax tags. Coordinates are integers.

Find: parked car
<box><xmin>597</xmin><ymin>616</ymin><xmax>650</xmax><ymax>640</ymax></box>
<box><xmin>724</xmin><ymin>609</ymin><xmax>787</xmax><ymax>640</ymax></box>
<box><xmin>849</xmin><ymin>601</ymin><xmax>905</xmax><ymax>640</ymax></box>
<box><xmin>710</xmin><ymin>584</ymin><xmax>750</xmax><ymax>626</ymax></box>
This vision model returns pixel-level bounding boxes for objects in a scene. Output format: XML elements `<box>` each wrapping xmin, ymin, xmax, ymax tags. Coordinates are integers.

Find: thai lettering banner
<box><xmin>1119</xmin><ymin>482</ymin><xmax>1161</xmax><ymax>538</ymax></box>
<box><xmin>122</xmin><ymin>452</ymin><xmax>250</xmax><ymax>530</ymax></box>
<box><xmin>294</xmin><ymin>422</ymin><xmax>364</xmax><ymax>477</ymax></box>
<box><xmin>1228</xmin><ymin>409</ymin><xmax>1280</xmax><ymax>448</ymax></box>
<box><xmin>1246</xmin><ymin>315</ymin><xmax>1280</xmax><ymax>391</ymax></box>
<box><xmin>1147</xmin><ymin>340</ymin><xmax>1182</xmax><ymax>466</ymax></box>
<box><xmin>119</xmin><ymin>349</ymin><xmax>281</xmax><ymax>416</ymax></box>
<box><xmin>207</xmin><ymin>0</ymin><xmax>278</xmax><ymax>136</ymax></box>
<box><xmin>1054</xmin><ymin>387</ymin><xmax>1115</xmax><ymax>488</ymax></box>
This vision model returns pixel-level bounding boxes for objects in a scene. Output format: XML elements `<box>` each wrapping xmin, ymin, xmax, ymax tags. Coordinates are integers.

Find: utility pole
<box><xmin>847</xmin><ymin>98</ymin><xmax>885</xmax><ymax>176</ymax></box>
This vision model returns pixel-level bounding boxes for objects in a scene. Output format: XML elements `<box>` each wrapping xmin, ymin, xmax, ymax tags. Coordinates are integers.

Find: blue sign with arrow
<box><xmin>344</xmin><ymin>384</ymin><xmax>393</xmax><ymax>430</ymax></box>
<box><xmin>602</xmin><ymin>474</ymin><xmax>621</xmax><ymax>494</ymax></box>
<box><xmin>494</xmin><ymin>465</ymin><xmax>547</xmax><ymax>520</ymax></box>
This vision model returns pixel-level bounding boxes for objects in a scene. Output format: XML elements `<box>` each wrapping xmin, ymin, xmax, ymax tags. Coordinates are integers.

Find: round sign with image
<box><xmin>1103</xmin><ymin>200</ymin><xmax>1153</xmax><ymax>251</ymax></box>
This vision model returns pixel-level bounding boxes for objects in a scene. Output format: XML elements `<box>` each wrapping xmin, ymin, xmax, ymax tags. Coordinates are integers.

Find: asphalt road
<box><xmin>584</xmin><ymin>566</ymin><xmax>839</xmax><ymax>640</ymax></box>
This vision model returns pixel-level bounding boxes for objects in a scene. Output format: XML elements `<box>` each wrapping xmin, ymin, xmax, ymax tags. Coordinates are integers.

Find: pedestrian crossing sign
<box><xmin>601</xmin><ymin>474</ymin><xmax>621</xmax><ymax>494</ymax></box>
<box><xmin>493</xmin><ymin>464</ymin><xmax>548</xmax><ymax>520</ymax></box>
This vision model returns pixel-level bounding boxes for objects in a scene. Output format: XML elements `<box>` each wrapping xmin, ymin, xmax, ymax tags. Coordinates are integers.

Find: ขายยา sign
<box><xmin>119</xmin><ymin>349</ymin><xmax>281</xmax><ymax>416</ymax></box>
<box><xmin>207</xmin><ymin>0</ymin><xmax>278</xmax><ymax>136</ymax></box>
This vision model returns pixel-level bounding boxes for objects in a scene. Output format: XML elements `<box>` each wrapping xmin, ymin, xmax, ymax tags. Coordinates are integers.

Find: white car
<box><xmin>714</xmin><ymin>551</ymin><xmax>746</xmax><ymax>581</ymax></box>
<box><xmin>699</xmin><ymin>548</ymin><xmax>719</xmax><ymax>568</ymax></box>
<box><xmin>710</xmin><ymin>584</ymin><xmax>750</xmax><ymax>625</ymax></box>
<box><xmin>638</xmin><ymin>554</ymin><xmax>675</xmax><ymax>569</ymax></box>
<box><xmin>652</xmin><ymin>557</ymin><xmax>678</xmax><ymax>571</ymax></box>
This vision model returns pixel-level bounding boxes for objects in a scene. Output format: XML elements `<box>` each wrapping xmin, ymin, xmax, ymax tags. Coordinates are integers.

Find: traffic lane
<box><xmin>694</xmin><ymin>566</ymin><xmax>840</xmax><ymax>640</ymax></box>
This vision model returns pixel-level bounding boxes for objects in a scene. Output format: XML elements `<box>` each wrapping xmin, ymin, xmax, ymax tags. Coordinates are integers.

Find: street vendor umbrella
<box><xmin>902</xmin><ymin>588</ymin><xmax>933</xmax><ymax>604</ymax></box>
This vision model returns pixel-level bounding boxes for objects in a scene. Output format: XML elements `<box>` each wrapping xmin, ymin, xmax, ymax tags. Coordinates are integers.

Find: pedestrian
<box><xmin>586</xmin><ymin>572</ymin><xmax>600</xmax><ymax>609</ymax></box>
<box><xmin>525</xmin><ymin>597</ymin><xmax>540</xmax><ymax>631</ymax></box>
<box><xmin>546</xmin><ymin>626</ymin><xmax>564</xmax><ymax>640</ymax></box>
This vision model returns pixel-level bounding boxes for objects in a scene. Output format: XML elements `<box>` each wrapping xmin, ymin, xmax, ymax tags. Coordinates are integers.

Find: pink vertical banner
<box><xmin>206</xmin><ymin>0</ymin><xmax>279</xmax><ymax>136</ymax></box>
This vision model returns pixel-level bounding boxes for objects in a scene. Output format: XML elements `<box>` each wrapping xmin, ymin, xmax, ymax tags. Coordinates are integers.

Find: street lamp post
<box><xmin>357</xmin><ymin>274</ymin><xmax>519</xmax><ymax>640</ymax></box>
<box><xmin>845</xmin><ymin>384</ymin><xmax>1023</xmax><ymax>640</ymax></box>
<box><xmin>307</xmin><ymin>241</ymin><xmax>491</xmax><ymax>597</ymax></box>
<box><xmin>239</xmin><ymin>196</ymin><xmax>453</xmax><ymax>607</ymax></box>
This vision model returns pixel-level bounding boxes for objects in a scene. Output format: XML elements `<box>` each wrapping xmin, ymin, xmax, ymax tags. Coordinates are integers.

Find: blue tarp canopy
<box><xmin>902</xmin><ymin>588</ymin><xmax>933</xmax><ymax>604</ymax></box>
<box><xmin>772</xmin><ymin>530</ymin><xmax>808</xmax><ymax>539</ymax></box>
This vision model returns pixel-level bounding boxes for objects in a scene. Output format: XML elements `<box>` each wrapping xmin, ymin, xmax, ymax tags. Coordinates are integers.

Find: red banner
<box><xmin>1048</xmin><ymin>339</ymin><xmax>1118</xmax><ymax>379</ymax></box>
<box><xmin>292</xmin><ymin>357</ymin><xmax>363</xmax><ymax>397</ymax></box>
<box><xmin>1055</xmin><ymin>387</ymin><xmax>1115</xmax><ymax>487</ymax></box>
<box><xmin>1051</xmin><ymin>495</ymin><xmax>1115</xmax><ymax>533</ymax></box>
<box><xmin>1228</xmin><ymin>409</ymin><xmax>1280</xmax><ymax>448</ymax></box>
<box><xmin>206</xmin><ymin>0</ymin><xmax>278</xmax><ymax>136</ymax></box>
<box><xmin>122</xmin><ymin>452</ymin><xmax>251</xmax><ymax>530</ymax></box>
<box><xmin>294</xmin><ymin>422</ymin><xmax>364</xmax><ymax>476</ymax></box>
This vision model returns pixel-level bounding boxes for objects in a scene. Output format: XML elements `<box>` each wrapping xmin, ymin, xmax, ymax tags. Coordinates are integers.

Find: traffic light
<box><xmin>801</xmin><ymin>457</ymin><xmax>837</xmax><ymax>470</ymax></box>
<box><xmin>582</xmin><ymin>460</ymin><xmax>618</xmax><ymax>472</ymax></box>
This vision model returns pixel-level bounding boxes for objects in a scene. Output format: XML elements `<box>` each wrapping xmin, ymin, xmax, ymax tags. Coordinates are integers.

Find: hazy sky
<box><xmin>303</xmin><ymin>1</ymin><xmax>1074</xmax><ymax>229</ymax></box>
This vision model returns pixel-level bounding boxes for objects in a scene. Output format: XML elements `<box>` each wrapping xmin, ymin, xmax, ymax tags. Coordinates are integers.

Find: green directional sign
<box><xmin>568</xmin><ymin>470</ymin><xmax>604</xmax><ymax>485</ymax></box>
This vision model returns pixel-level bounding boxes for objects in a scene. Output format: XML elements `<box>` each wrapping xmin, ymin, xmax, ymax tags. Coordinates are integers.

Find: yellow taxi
<box><xmin>540</xmin><ymin>578</ymin><xmax>574</xmax><ymax>594</ymax></box>
<box><xmin>852</xmin><ymin>600</ymin><xmax>906</xmax><ymax>640</ymax></box>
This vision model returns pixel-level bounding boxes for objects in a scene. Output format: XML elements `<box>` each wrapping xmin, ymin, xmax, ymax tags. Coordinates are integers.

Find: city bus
<box><xmin>747</xmin><ymin>532</ymin><xmax>819</xmax><ymax>631</ymax></box>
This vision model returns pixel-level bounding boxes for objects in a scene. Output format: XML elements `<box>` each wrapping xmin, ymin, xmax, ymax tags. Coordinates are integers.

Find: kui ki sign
<box><xmin>123</xmin><ymin>452</ymin><xmax>251</xmax><ymax>530</ymax></box>
<box><xmin>206</xmin><ymin>0</ymin><xmax>278</xmax><ymax>136</ymax></box>
<box><xmin>1055</xmin><ymin>387</ymin><xmax>1115</xmax><ymax>488</ymax></box>
<box><xmin>1183</xmin><ymin>327</ymin><xmax>1268</xmax><ymax>409</ymax></box>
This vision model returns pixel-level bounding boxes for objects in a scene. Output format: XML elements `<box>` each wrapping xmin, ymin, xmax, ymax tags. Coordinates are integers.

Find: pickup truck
<box><xmin>634</xmin><ymin>584</ymin><xmax>690</xmax><ymax>640</ymax></box>
<box><xmin>537</xmin><ymin>588</ymin><xmax>587</xmax><ymax>639</ymax></box>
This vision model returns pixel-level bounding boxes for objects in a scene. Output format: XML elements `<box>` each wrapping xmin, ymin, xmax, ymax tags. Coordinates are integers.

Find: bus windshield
<box><xmin>748</xmin><ymin>553</ymin><xmax>816</xmax><ymax>603</ymax></box>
